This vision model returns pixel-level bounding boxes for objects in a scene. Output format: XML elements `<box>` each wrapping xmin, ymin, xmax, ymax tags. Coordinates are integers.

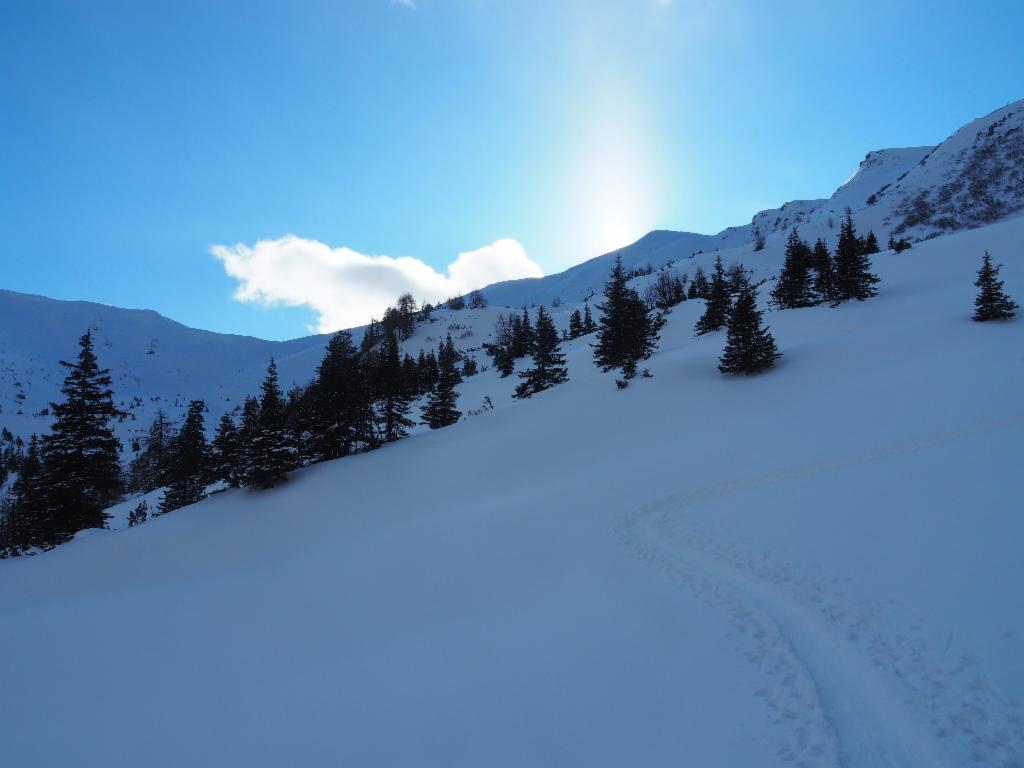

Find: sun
<box><xmin>559</xmin><ymin>78</ymin><xmax>665</xmax><ymax>264</ymax></box>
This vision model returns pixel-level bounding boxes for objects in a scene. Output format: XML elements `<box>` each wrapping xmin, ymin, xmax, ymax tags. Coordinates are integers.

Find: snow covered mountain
<box><xmin>481</xmin><ymin>99</ymin><xmax>1024</xmax><ymax>309</ymax></box>
<box><xmin>2</xmin><ymin>215</ymin><xmax>1021</xmax><ymax>767</ymax></box>
<box><xmin>1</xmin><ymin>99</ymin><xmax>1021</xmax><ymax>447</ymax></box>
<box><xmin>0</xmin><ymin>289</ymin><xmax>331</xmax><ymax>445</ymax></box>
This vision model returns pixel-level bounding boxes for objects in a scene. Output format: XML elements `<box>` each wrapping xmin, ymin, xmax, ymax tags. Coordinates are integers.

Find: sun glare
<box><xmin>557</xmin><ymin>69</ymin><xmax>666</xmax><ymax>265</ymax></box>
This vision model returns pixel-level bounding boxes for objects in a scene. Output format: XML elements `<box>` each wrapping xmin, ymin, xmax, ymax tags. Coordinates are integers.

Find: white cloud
<box><xmin>211</xmin><ymin>236</ymin><xmax>542</xmax><ymax>333</ymax></box>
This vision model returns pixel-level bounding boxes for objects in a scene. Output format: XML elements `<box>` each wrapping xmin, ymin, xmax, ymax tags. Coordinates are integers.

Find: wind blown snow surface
<box><xmin>2</xmin><ymin>217</ymin><xmax>1023</xmax><ymax>766</ymax></box>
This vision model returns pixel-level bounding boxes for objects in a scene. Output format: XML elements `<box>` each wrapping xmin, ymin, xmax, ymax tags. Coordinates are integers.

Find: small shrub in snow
<box><xmin>888</xmin><ymin>236</ymin><xmax>912</xmax><ymax>253</ymax></box>
<box><xmin>128</xmin><ymin>500</ymin><xmax>148</xmax><ymax>527</ymax></box>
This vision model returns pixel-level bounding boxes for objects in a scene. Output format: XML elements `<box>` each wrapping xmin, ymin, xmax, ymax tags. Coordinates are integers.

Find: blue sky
<box><xmin>2</xmin><ymin>0</ymin><xmax>1021</xmax><ymax>339</ymax></box>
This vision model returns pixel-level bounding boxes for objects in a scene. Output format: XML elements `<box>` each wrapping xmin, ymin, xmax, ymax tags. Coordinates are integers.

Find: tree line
<box><xmin>687</xmin><ymin>211</ymin><xmax>882</xmax><ymax>374</ymax></box>
<box><xmin>1</xmin><ymin>221</ymin><xmax>1015</xmax><ymax>555</ymax></box>
<box><xmin>0</xmin><ymin>293</ymin><xmax>475</xmax><ymax>555</ymax></box>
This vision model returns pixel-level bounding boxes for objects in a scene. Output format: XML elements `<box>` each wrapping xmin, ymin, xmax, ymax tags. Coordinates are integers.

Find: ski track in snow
<box><xmin>617</xmin><ymin>415</ymin><xmax>1024</xmax><ymax>768</ymax></box>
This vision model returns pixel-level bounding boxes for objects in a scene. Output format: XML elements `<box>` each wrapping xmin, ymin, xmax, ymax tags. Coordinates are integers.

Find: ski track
<box><xmin>617</xmin><ymin>415</ymin><xmax>1024</xmax><ymax>768</ymax></box>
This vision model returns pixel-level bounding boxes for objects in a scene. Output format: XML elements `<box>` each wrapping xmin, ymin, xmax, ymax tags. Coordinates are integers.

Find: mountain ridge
<box><xmin>2</xmin><ymin>98</ymin><xmax>1021</xmax><ymax>442</ymax></box>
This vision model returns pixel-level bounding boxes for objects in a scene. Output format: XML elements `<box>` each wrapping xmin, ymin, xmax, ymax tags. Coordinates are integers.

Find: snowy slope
<box><xmin>0</xmin><ymin>289</ymin><xmax>330</xmax><ymax>444</ymax></box>
<box><xmin>480</xmin><ymin>100</ymin><xmax>1024</xmax><ymax>310</ymax></box>
<box><xmin>475</xmin><ymin>145</ymin><xmax>934</xmax><ymax>309</ymax></box>
<box><xmin>2</xmin><ymin>100</ymin><xmax>1021</xmax><ymax>447</ymax></box>
<box><xmin>2</xmin><ymin>217</ymin><xmax>1021</xmax><ymax>767</ymax></box>
<box><xmin>481</xmin><ymin>229</ymin><xmax>716</xmax><ymax>308</ymax></box>
<box><xmin>883</xmin><ymin>101</ymin><xmax>1024</xmax><ymax>237</ymax></box>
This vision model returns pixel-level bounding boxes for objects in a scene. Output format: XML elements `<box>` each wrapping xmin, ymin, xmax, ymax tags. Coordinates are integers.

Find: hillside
<box><xmin>0</xmin><ymin>290</ymin><xmax>329</xmax><ymax>446</ymax></box>
<box><xmin>2</xmin><ymin>216</ymin><xmax>1022</xmax><ymax>766</ymax></box>
<box><xmin>481</xmin><ymin>99</ymin><xmax>1023</xmax><ymax>309</ymax></box>
<box><xmin>2</xmin><ymin>100</ymin><xmax>1021</xmax><ymax>448</ymax></box>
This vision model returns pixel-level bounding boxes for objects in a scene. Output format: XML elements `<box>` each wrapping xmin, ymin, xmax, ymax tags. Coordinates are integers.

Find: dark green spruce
<box><xmin>39</xmin><ymin>331</ymin><xmax>124</xmax><ymax>546</ymax></box>
<box><xmin>422</xmin><ymin>335</ymin><xmax>462</xmax><ymax>429</ymax></box>
<box><xmin>694</xmin><ymin>255</ymin><xmax>731</xmax><ymax>335</ymax></box>
<box><xmin>514</xmin><ymin>306</ymin><xmax>569</xmax><ymax>398</ymax></box>
<box><xmin>374</xmin><ymin>332</ymin><xmax>415</xmax><ymax>443</ymax></box>
<box><xmin>159</xmin><ymin>399</ymin><xmax>208</xmax><ymax>515</ymax></box>
<box><xmin>719</xmin><ymin>277</ymin><xmax>781</xmax><ymax>375</ymax></box>
<box><xmin>973</xmin><ymin>251</ymin><xmax>1017</xmax><ymax>321</ymax></box>
<box><xmin>834</xmin><ymin>212</ymin><xmax>879</xmax><ymax>301</ymax></box>
<box><xmin>313</xmin><ymin>329</ymin><xmax>374</xmax><ymax>459</ymax></box>
<box><xmin>811</xmin><ymin>238</ymin><xmax>836</xmax><ymax>305</ymax></box>
<box><xmin>771</xmin><ymin>229</ymin><xmax>816</xmax><ymax>309</ymax></box>
<box><xmin>593</xmin><ymin>255</ymin><xmax>661</xmax><ymax>379</ymax></box>
<box><xmin>248</xmin><ymin>359</ymin><xmax>293</xmax><ymax>489</ymax></box>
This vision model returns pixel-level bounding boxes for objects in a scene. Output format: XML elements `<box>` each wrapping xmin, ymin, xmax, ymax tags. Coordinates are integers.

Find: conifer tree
<box><xmin>511</xmin><ymin>308</ymin><xmax>535</xmax><ymax>358</ymax></box>
<box><xmin>726</xmin><ymin>263</ymin><xmax>749</xmax><ymax>295</ymax></box>
<box><xmin>284</xmin><ymin>385</ymin><xmax>316</xmax><ymax>469</ymax></box>
<box><xmin>128</xmin><ymin>500</ymin><xmax>148</xmax><ymax>528</ymax></box>
<box><xmin>652</xmin><ymin>271</ymin><xmax>687</xmax><ymax>310</ymax></box>
<box><xmin>514</xmin><ymin>307</ymin><xmax>569</xmax><ymax>398</ymax></box>
<box><xmin>811</xmin><ymin>238</ymin><xmax>836</xmax><ymax>305</ymax></box>
<box><xmin>418</xmin><ymin>349</ymin><xmax>440</xmax><ymax>392</ymax></box>
<box><xmin>248</xmin><ymin>359</ymin><xmax>292</xmax><ymax>489</ymax></box>
<box><xmin>393</xmin><ymin>293</ymin><xmax>419</xmax><ymax>339</ymax></box>
<box><xmin>593</xmin><ymin>255</ymin><xmax>662</xmax><ymax>379</ymax></box>
<box><xmin>863</xmin><ymin>230</ymin><xmax>880</xmax><ymax>254</ymax></box>
<box><xmin>834</xmin><ymin>212</ymin><xmax>880</xmax><ymax>301</ymax></box>
<box><xmin>40</xmin><ymin>331</ymin><xmax>123</xmax><ymax>545</ymax></box>
<box><xmin>313</xmin><ymin>329</ymin><xmax>373</xmax><ymax>460</ymax></box>
<box><xmin>510</xmin><ymin>313</ymin><xmax>523</xmax><ymax>349</ymax></box>
<box><xmin>484</xmin><ymin>314</ymin><xmax>517</xmax><ymax>377</ymax></box>
<box><xmin>0</xmin><ymin>503</ymin><xmax>9</xmax><ymax>556</ymax></box>
<box><xmin>689</xmin><ymin>266</ymin><xmax>709</xmax><ymax>299</ymax></box>
<box><xmin>401</xmin><ymin>353</ymin><xmax>420</xmax><ymax>396</ymax></box>
<box><xmin>422</xmin><ymin>335</ymin><xmax>462</xmax><ymax>428</ymax></box>
<box><xmin>568</xmin><ymin>308</ymin><xmax>584</xmax><ymax>339</ymax></box>
<box><xmin>238</xmin><ymin>395</ymin><xmax>260</xmax><ymax>485</ymax></box>
<box><xmin>719</xmin><ymin>277</ymin><xmax>780</xmax><ymax>375</ymax></box>
<box><xmin>211</xmin><ymin>412</ymin><xmax>242</xmax><ymax>487</ymax></box>
<box><xmin>135</xmin><ymin>409</ymin><xmax>173</xmax><ymax>492</ymax></box>
<box><xmin>771</xmin><ymin>229</ymin><xmax>816</xmax><ymax>309</ymax></box>
<box><xmin>5</xmin><ymin>435</ymin><xmax>44</xmax><ymax>553</ymax></box>
<box><xmin>0</xmin><ymin>429</ymin><xmax>18</xmax><ymax>480</ymax></box>
<box><xmin>582</xmin><ymin>302</ymin><xmax>598</xmax><ymax>334</ymax></box>
<box><xmin>159</xmin><ymin>399</ymin><xmax>208</xmax><ymax>514</ymax></box>
<box><xmin>694</xmin><ymin>256</ymin><xmax>731</xmax><ymax>335</ymax></box>
<box><xmin>973</xmin><ymin>251</ymin><xmax>1018</xmax><ymax>321</ymax></box>
<box><xmin>415</xmin><ymin>349</ymin><xmax>429</xmax><ymax>392</ymax></box>
<box><xmin>360</xmin><ymin>318</ymin><xmax>384</xmax><ymax>354</ymax></box>
<box><xmin>372</xmin><ymin>332</ymin><xmax>415</xmax><ymax>443</ymax></box>
<box><xmin>438</xmin><ymin>335</ymin><xmax>464</xmax><ymax>386</ymax></box>
<box><xmin>673</xmin><ymin>274</ymin><xmax>687</xmax><ymax>303</ymax></box>
<box><xmin>888</xmin><ymin>235</ymin><xmax>912</xmax><ymax>253</ymax></box>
